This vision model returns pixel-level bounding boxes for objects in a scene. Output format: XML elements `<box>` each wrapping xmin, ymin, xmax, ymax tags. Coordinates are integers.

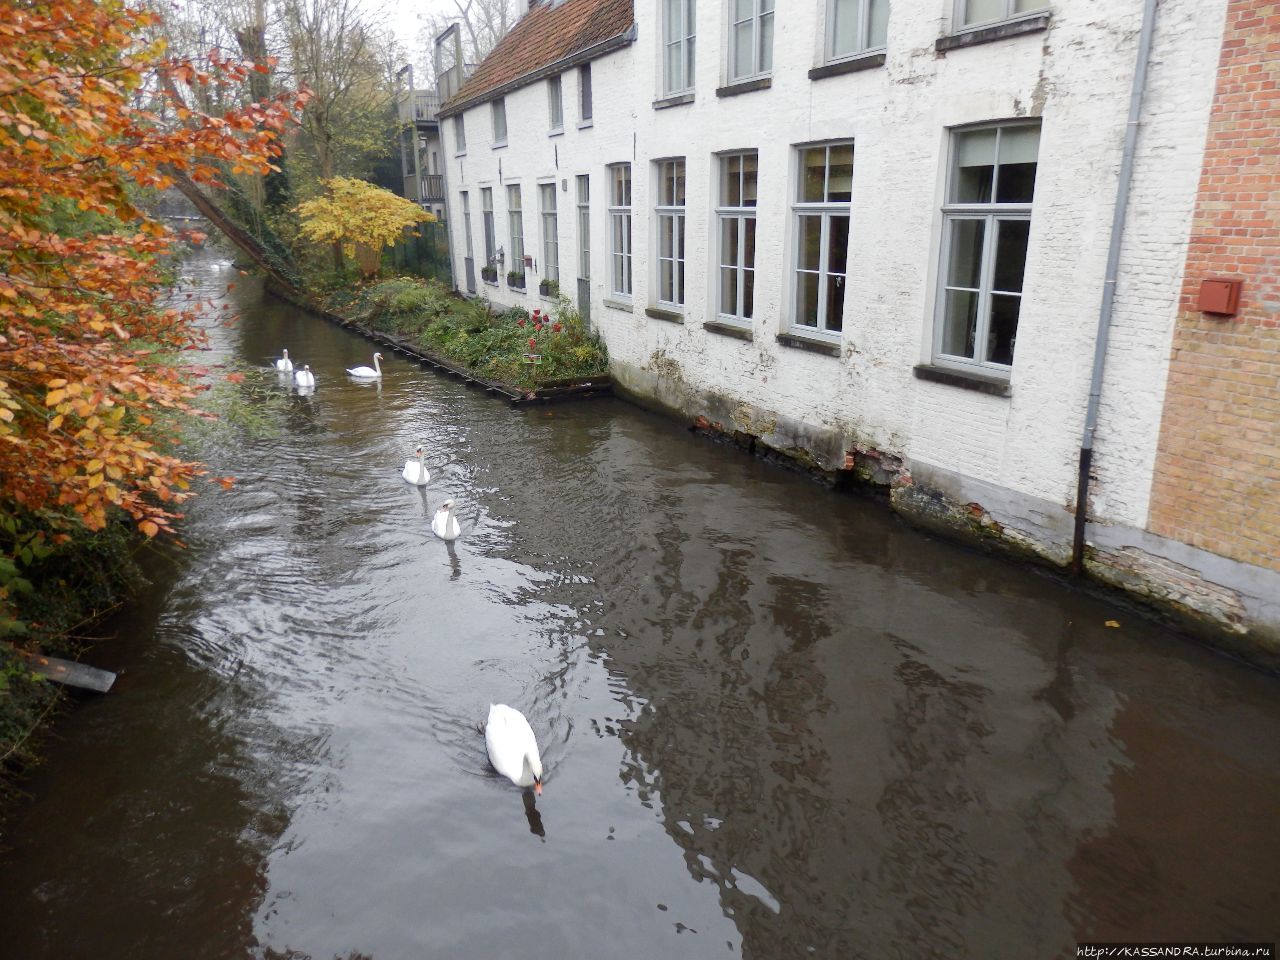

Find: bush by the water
<box><xmin>330</xmin><ymin>278</ymin><xmax>609</xmax><ymax>387</ymax></box>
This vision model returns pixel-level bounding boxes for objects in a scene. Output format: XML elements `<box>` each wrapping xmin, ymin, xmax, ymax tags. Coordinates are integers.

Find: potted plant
<box><xmin>538</xmin><ymin>278</ymin><xmax>559</xmax><ymax>298</ymax></box>
<box><xmin>481</xmin><ymin>265</ymin><xmax>497</xmax><ymax>283</ymax></box>
<box><xmin>507</xmin><ymin>270</ymin><xmax>526</xmax><ymax>290</ymax></box>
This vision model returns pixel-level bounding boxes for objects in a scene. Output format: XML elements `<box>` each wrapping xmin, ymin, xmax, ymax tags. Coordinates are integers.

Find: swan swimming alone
<box><xmin>347</xmin><ymin>352</ymin><xmax>383</xmax><ymax>379</ymax></box>
<box><xmin>432</xmin><ymin>499</ymin><xmax>460</xmax><ymax>540</ymax></box>
<box><xmin>402</xmin><ymin>445</ymin><xmax>430</xmax><ymax>486</ymax></box>
<box><xmin>294</xmin><ymin>364</ymin><xmax>315</xmax><ymax>387</ymax></box>
<box><xmin>274</xmin><ymin>348</ymin><xmax>293</xmax><ymax>372</ymax></box>
<box><xmin>485</xmin><ymin>704</ymin><xmax>543</xmax><ymax>795</ymax></box>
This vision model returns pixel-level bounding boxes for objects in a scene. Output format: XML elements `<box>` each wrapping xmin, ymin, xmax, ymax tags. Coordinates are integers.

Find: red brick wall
<box><xmin>1148</xmin><ymin>0</ymin><xmax>1280</xmax><ymax>571</ymax></box>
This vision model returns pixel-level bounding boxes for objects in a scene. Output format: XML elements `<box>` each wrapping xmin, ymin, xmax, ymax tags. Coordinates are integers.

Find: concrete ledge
<box><xmin>704</xmin><ymin>320</ymin><xmax>753</xmax><ymax>341</ymax></box>
<box><xmin>808</xmin><ymin>52</ymin><xmax>887</xmax><ymax>81</ymax></box>
<box><xmin>777</xmin><ymin>331</ymin><xmax>841</xmax><ymax>357</ymax></box>
<box><xmin>653</xmin><ymin>91</ymin><xmax>695</xmax><ymax>110</ymax></box>
<box><xmin>716</xmin><ymin>77</ymin><xmax>772</xmax><ymax>99</ymax></box>
<box><xmin>936</xmin><ymin>13</ymin><xmax>1051</xmax><ymax>52</ymax></box>
<box><xmin>645</xmin><ymin>305</ymin><xmax>684</xmax><ymax>324</ymax></box>
<box><xmin>913</xmin><ymin>363</ymin><xmax>1011</xmax><ymax>396</ymax></box>
<box><xmin>603</xmin><ymin>296</ymin><xmax>634</xmax><ymax>313</ymax></box>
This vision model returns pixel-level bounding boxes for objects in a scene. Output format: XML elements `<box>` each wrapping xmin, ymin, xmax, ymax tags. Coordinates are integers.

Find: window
<box><xmin>654</xmin><ymin>159</ymin><xmax>686</xmax><ymax>307</ymax></box>
<box><xmin>958</xmin><ymin>0</ymin><xmax>1045</xmax><ymax>29</ymax></box>
<box><xmin>461</xmin><ymin>191</ymin><xmax>474</xmax><ymax>260</ymax></box>
<box><xmin>608</xmin><ymin>164</ymin><xmax>632</xmax><ymax>297</ymax></box>
<box><xmin>481</xmin><ymin>187</ymin><xmax>495</xmax><ymax>264</ymax></box>
<box><xmin>492</xmin><ymin>98</ymin><xmax>507</xmax><ymax>145</ymax></box>
<box><xmin>792</xmin><ymin>143</ymin><xmax>853</xmax><ymax>334</ymax></box>
<box><xmin>548</xmin><ymin>75</ymin><xmax>564</xmax><ymax>133</ymax></box>
<box><xmin>540</xmin><ymin>182</ymin><xmax>559</xmax><ymax>284</ymax></box>
<box><xmin>663</xmin><ymin>0</ymin><xmax>696</xmax><ymax>96</ymax></box>
<box><xmin>827</xmin><ymin>0</ymin><xmax>888</xmax><ymax>61</ymax></box>
<box><xmin>935</xmin><ymin>122</ymin><xmax>1038</xmax><ymax>371</ymax></box>
<box><xmin>579</xmin><ymin>64</ymin><xmax>593</xmax><ymax>122</ymax></box>
<box><xmin>507</xmin><ymin>184</ymin><xmax>524</xmax><ymax>273</ymax></box>
<box><xmin>576</xmin><ymin>174</ymin><xmax>591</xmax><ymax>280</ymax></box>
<box><xmin>453</xmin><ymin>114</ymin><xmax>466</xmax><ymax>154</ymax></box>
<box><xmin>729</xmin><ymin>0</ymin><xmax>774</xmax><ymax>82</ymax></box>
<box><xmin>717</xmin><ymin>151</ymin><xmax>757</xmax><ymax>325</ymax></box>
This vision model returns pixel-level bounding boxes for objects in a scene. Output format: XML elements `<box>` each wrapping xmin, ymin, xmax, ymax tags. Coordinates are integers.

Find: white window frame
<box><xmin>507</xmin><ymin>183</ymin><xmax>524</xmax><ymax>276</ymax></box>
<box><xmin>662</xmin><ymin>0</ymin><xmax>696</xmax><ymax>96</ymax></box>
<box><xmin>653</xmin><ymin>158</ymin><xmax>686</xmax><ymax>309</ymax></box>
<box><xmin>460</xmin><ymin>191</ymin><xmax>474</xmax><ymax>260</ymax></box>
<box><xmin>579</xmin><ymin>64</ymin><xmax>593</xmax><ymax>124</ymax></box>
<box><xmin>608</xmin><ymin>163</ymin><xmax>632</xmax><ymax>298</ymax></box>
<box><xmin>548</xmin><ymin>74</ymin><xmax>564</xmax><ymax>134</ymax></box>
<box><xmin>480</xmin><ymin>187</ymin><xmax>496</xmax><ymax>265</ymax></box>
<box><xmin>728</xmin><ymin>0</ymin><xmax>774</xmax><ymax>83</ymax></box>
<box><xmin>933</xmin><ymin>120</ymin><xmax>1039</xmax><ymax>375</ymax></box>
<box><xmin>790</xmin><ymin>141</ymin><xmax>854</xmax><ymax>337</ymax></box>
<box><xmin>540</xmin><ymin>181</ymin><xmax>559</xmax><ymax>285</ymax></box>
<box><xmin>825</xmin><ymin>0</ymin><xmax>889</xmax><ymax>64</ymax></box>
<box><xmin>955</xmin><ymin>0</ymin><xmax>1047</xmax><ymax>31</ymax></box>
<box><xmin>453</xmin><ymin>114</ymin><xmax>467</xmax><ymax>155</ymax></box>
<box><xmin>576</xmin><ymin>174</ymin><xmax>591</xmax><ymax>280</ymax></box>
<box><xmin>491</xmin><ymin>98</ymin><xmax>507</xmax><ymax>147</ymax></box>
<box><xmin>716</xmin><ymin>151</ymin><xmax>757</xmax><ymax>327</ymax></box>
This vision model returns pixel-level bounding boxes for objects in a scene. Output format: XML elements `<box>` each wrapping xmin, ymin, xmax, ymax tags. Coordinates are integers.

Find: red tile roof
<box><xmin>442</xmin><ymin>0</ymin><xmax>634</xmax><ymax>114</ymax></box>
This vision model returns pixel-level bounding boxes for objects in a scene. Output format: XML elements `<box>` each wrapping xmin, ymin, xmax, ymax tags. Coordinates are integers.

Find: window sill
<box><xmin>653</xmin><ymin>91</ymin><xmax>695</xmax><ymax>110</ymax></box>
<box><xmin>454</xmin><ymin>151</ymin><xmax>467</xmax><ymax>158</ymax></box>
<box><xmin>645</xmin><ymin>305</ymin><xmax>684</xmax><ymax>324</ymax></box>
<box><xmin>603</xmin><ymin>296</ymin><xmax>633</xmax><ymax>313</ymax></box>
<box><xmin>577</xmin><ymin>119</ymin><xmax>594</xmax><ymax>130</ymax></box>
<box><xmin>491</xmin><ymin>141</ymin><xmax>508</xmax><ymax>150</ymax></box>
<box><xmin>705</xmin><ymin>320</ymin><xmax>752</xmax><ymax>341</ymax></box>
<box><xmin>776</xmin><ymin>331</ymin><xmax>841</xmax><ymax>357</ymax></box>
<box><xmin>716</xmin><ymin>77</ymin><xmax>772</xmax><ymax>99</ymax></box>
<box><xmin>936</xmin><ymin>13</ymin><xmax>1051</xmax><ymax>52</ymax></box>
<box><xmin>482</xmin><ymin>280</ymin><xmax>500</xmax><ymax>288</ymax></box>
<box><xmin>913</xmin><ymin>364</ymin><xmax>1011</xmax><ymax>396</ymax></box>
<box><xmin>808</xmin><ymin>51</ymin><xmax>886</xmax><ymax>81</ymax></box>
<box><xmin>548</xmin><ymin>128</ymin><xmax>564</xmax><ymax>138</ymax></box>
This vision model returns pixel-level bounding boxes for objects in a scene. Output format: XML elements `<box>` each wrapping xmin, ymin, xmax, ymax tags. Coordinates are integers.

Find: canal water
<box><xmin>1</xmin><ymin>252</ymin><xmax>1277</xmax><ymax>959</ymax></box>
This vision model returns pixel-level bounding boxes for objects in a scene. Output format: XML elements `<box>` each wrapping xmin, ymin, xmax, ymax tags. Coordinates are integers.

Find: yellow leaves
<box><xmin>139</xmin><ymin>520</ymin><xmax>159</xmax><ymax>538</ymax></box>
<box><xmin>45</xmin><ymin>388</ymin><xmax>66</xmax><ymax>407</ymax></box>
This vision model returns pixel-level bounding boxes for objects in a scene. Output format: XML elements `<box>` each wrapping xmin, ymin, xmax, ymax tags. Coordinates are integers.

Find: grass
<box><xmin>323</xmin><ymin>276</ymin><xmax>609</xmax><ymax>388</ymax></box>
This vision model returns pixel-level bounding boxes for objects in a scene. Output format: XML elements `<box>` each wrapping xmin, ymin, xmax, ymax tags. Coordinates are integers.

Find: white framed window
<box><xmin>507</xmin><ymin>183</ymin><xmax>524</xmax><ymax>273</ymax></box>
<box><xmin>827</xmin><ymin>0</ymin><xmax>888</xmax><ymax>62</ymax></box>
<box><xmin>608</xmin><ymin>163</ymin><xmax>632</xmax><ymax>297</ymax></box>
<box><xmin>662</xmin><ymin>0</ymin><xmax>696</xmax><ymax>96</ymax></box>
<box><xmin>481</xmin><ymin>187</ymin><xmax>495</xmax><ymax>263</ymax></box>
<box><xmin>492</xmin><ymin>98</ymin><xmax>507</xmax><ymax>146</ymax></box>
<box><xmin>654</xmin><ymin>159</ymin><xmax>686</xmax><ymax>308</ymax></box>
<box><xmin>957</xmin><ymin>0</ymin><xmax>1046</xmax><ymax>30</ymax></box>
<box><xmin>579</xmin><ymin>64</ymin><xmax>593</xmax><ymax>123</ymax></box>
<box><xmin>728</xmin><ymin>0</ymin><xmax>774</xmax><ymax>82</ymax></box>
<box><xmin>717</xmin><ymin>151</ymin><xmax>757</xmax><ymax>325</ymax></box>
<box><xmin>540</xmin><ymin>182</ymin><xmax>559</xmax><ymax>284</ymax></box>
<box><xmin>576</xmin><ymin>174</ymin><xmax>591</xmax><ymax>280</ymax></box>
<box><xmin>453</xmin><ymin>114</ymin><xmax>466</xmax><ymax>154</ymax></box>
<box><xmin>791</xmin><ymin>142</ymin><xmax>853</xmax><ymax>335</ymax></box>
<box><xmin>460</xmin><ymin>191</ymin><xmax>474</xmax><ymax>260</ymax></box>
<box><xmin>548</xmin><ymin>74</ymin><xmax>564</xmax><ymax>133</ymax></box>
<box><xmin>934</xmin><ymin>121</ymin><xmax>1038</xmax><ymax>372</ymax></box>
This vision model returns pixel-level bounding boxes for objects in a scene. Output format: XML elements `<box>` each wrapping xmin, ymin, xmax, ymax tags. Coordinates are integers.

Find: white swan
<box><xmin>485</xmin><ymin>704</ymin><xmax>543</xmax><ymax>795</ymax></box>
<box><xmin>294</xmin><ymin>364</ymin><xmax>315</xmax><ymax>387</ymax></box>
<box><xmin>432</xmin><ymin>499</ymin><xmax>461</xmax><ymax>540</ymax></box>
<box><xmin>402</xmin><ymin>445</ymin><xmax>430</xmax><ymax>486</ymax></box>
<box><xmin>347</xmin><ymin>352</ymin><xmax>383</xmax><ymax>379</ymax></box>
<box><xmin>274</xmin><ymin>348</ymin><xmax>293</xmax><ymax>372</ymax></box>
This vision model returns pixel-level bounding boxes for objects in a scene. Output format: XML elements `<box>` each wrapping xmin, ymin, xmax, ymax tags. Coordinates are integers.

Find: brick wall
<box><xmin>1148</xmin><ymin>0</ymin><xmax>1280</xmax><ymax>571</ymax></box>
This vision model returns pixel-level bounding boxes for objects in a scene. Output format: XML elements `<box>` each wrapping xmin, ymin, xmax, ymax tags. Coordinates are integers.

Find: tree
<box><xmin>0</xmin><ymin>0</ymin><xmax>304</xmax><ymax>543</ymax></box>
<box><xmin>296</xmin><ymin>178</ymin><xmax>434</xmax><ymax>277</ymax></box>
<box><xmin>417</xmin><ymin>0</ymin><xmax>521</xmax><ymax>77</ymax></box>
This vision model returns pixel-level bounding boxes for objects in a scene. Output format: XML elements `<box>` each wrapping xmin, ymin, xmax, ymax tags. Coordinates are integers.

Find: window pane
<box><xmin>953</xmin><ymin>128</ymin><xmax>996</xmax><ymax>203</ymax></box>
<box><xmin>827</xmin><ymin>144</ymin><xmax>853</xmax><ymax>202</ymax></box>
<box><xmin>686</xmin><ymin>0</ymin><xmax>697</xmax><ymax>33</ymax></box>
<box><xmin>796</xmin><ymin>273</ymin><xmax>820</xmax><ymax>327</ymax></box>
<box><xmin>721</xmin><ymin>265</ymin><xmax>738</xmax><ymax>315</ymax></box>
<box><xmin>743</xmin><ymin>267</ymin><xmax>754</xmax><ymax>319</ymax></box>
<box><xmin>831</xmin><ymin>0</ymin><xmax>859</xmax><ymax>57</ymax></box>
<box><xmin>799</xmin><ymin>215</ymin><xmax>822</xmax><ymax>270</ymax></box>
<box><xmin>868</xmin><ymin>0</ymin><xmax>889</xmax><ymax>47</ymax></box>
<box><xmin>996</xmin><ymin>126</ymin><xmax>1040</xmax><ymax>203</ymax></box>
<box><xmin>686</xmin><ymin>37</ymin><xmax>696</xmax><ymax>87</ymax></box>
<box><xmin>825</xmin><ymin>274</ymin><xmax>845</xmax><ymax>331</ymax></box>
<box><xmin>827</xmin><ymin>214</ymin><xmax>850</xmax><ymax>275</ymax></box>
<box><xmin>664</xmin><ymin>42</ymin><xmax>681</xmax><ymax>92</ymax></box>
<box><xmin>734</xmin><ymin>0</ymin><xmax>752</xmax><ymax>17</ymax></box>
<box><xmin>733</xmin><ymin>20</ymin><xmax>753</xmax><ymax>78</ymax></box>
<box><xmin>942</xmin><ymin>290</ymin><xmax>979</xmax><ymax>358</ymax></box>
<box><xmin>801</xmin><ymin>148</ymin><xmax>826</xmax><ymax>202</ymax></box>
<box><xmin>724</xmin><ymin>154</ymin><xmax>742</xmax><ymax>206</ymax></box>
<box><xmin>580</xmin><ymin>65</ymin><xmax>593</xmax><ymax>119</ymax></box>
<box><xmin>744</xmin><ymin>216</ymin><xmax>756</xmax><ymax>268</ymax></box>
<box><xmin>962</xmin><ymin>0</ymin><xmax>1006</xmax><ymax>27</ymax></box>
<box><xmin>992</xmin><ymin>219</ymin><xmax>1030</xmax><ymax>292</ymax></box>
<box><xmin>674</xmin><ymin>160</ymin><xmax>685</xmax><ymax>205</ymax></box>
<box><xmin>1014</xmin><ymin>0</ymin><xmax>1044</xmax><ymax>11</ymax></box>
<box><xmin>946</xmin><ymin>219</ymin><xmax>985</xmax><ymax>288</ymax></box>
<box><xmin>759</xmin><ymin>11</ymin><xmax>773</xmax><ymax>72</ymax></box>
<box><xmin>665</xmin><ymin>0</ymin><xmax>681</xmax><ymax>42</ymax></box>
<box><xmin>660</xmin><ymin>260</ymin><xmax>674</xmax><ymax>302</ymax></box>
<box><xmin>722</xmin><ymin>217</ymin><xmax>739</xmax><ymax>265</ymax></box>
<box><xmin>743</xmin><ymin>152</ymin><xmax>758</xmax><ymax>206</ymax></box>
<box><xmin>987</xmin><ymin>294</ymin><xmax>1020</xmax><ymax>365</ymax></box>
<box><xmin>660</xmin><ymin>216</ymin><xmax>675</xmax><ymax>258</ymax></box>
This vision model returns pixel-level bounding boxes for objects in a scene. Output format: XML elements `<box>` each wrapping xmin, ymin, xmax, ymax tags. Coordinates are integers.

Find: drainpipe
<box><xmin>1071</xmin><ymin>0</ymin><xmax>1160</xmax><ymax>575</ymax></box>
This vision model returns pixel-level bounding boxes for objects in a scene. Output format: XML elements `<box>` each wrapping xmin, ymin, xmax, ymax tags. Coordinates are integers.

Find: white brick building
<box><xmin>437</xmin><ymin>0</ymin><xmax>1280</xmax><ymax>662</ymax></box>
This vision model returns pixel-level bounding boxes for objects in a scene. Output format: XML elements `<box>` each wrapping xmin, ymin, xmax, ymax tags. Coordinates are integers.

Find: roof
<box><xmin>440</xmin><ymin>0</ymin><xmax>635</xmax><ymax>116</ymax></box>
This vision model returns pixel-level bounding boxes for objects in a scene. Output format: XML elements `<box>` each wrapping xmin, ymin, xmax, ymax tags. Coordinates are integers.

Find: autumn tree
<box><xmin>296</xmin><ymin>177</ymin><xmax>433</xmax><ymax>277</ymax></box>
<box><xmin>0</xmin><ymin>0</ymin><xmax>304</xmax><ymax>555</ymax></box>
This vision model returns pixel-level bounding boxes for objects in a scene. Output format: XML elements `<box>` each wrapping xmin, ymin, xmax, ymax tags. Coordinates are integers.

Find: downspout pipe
<box><xmin>1071</xmin><ymin>0</ymin><xmax>1160</xmax><ymax>575</ymax></box>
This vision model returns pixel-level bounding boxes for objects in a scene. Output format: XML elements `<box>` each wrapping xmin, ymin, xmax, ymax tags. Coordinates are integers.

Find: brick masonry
<box><xmin>1148</xmin><ymin>0</ymin><xmax>1280</xmax><ymax>572</ymax></box>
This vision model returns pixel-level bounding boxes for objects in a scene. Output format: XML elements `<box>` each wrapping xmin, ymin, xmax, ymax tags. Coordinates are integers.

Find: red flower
<box><xmin>517</xmin><ymin>318</ymin><xmax>526</xmax><ymax>327</ymax></box>
<box><xmin>552</xmin><ymin>323</ymin><xmax>562</xmax><ymax>333</ymax></box>
<box><xmin>531</xmin><ymin>309</ymin><xmax>541</xmax><ymax>319</ymax></box>
<box><xmin>528</xmin><ymin>338</ymin><xmax>537</xmax><ymax>351</ymax></box>
<box><xmin>534</xmin><ymin>323</ymin><xmax>543</xmax><ymax>332</ymax></box>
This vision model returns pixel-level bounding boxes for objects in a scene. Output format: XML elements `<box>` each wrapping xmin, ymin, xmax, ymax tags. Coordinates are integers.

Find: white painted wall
<box><xmin>442</xmin><ymin>0</ymin><xmax>1226</xmax><ymax>535</ymax></box>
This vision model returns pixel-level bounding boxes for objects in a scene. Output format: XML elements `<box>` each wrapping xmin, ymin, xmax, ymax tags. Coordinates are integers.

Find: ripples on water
<box><xmin>0</xmin><ymin>252</ymin><xmax>1277</xmax><ymax>960</ymax></box>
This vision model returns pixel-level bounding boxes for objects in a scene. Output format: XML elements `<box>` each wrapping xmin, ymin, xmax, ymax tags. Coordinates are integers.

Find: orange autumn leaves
<box><xmin>0</xmin><ymin>0</ymin><xmax>305</xmax><ymax>538</ymax></box>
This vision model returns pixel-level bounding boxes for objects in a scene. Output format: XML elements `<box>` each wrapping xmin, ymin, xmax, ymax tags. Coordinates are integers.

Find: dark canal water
<box><xmin>1</xmin><ymin>253</ymin><xmax>1277</xmax><ymax>959</ymax></box>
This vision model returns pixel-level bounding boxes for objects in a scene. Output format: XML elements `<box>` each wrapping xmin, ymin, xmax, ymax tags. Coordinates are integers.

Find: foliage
<box><xmin>296</xmin><ymin>178</ymin><xmax>435</xmax><ymax>277</ymax></box>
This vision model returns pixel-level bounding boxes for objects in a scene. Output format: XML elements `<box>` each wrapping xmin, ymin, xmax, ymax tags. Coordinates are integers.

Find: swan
<box><xmin>294</xmin><ymin>364</ymin><xmax>315</xmax><ymax>387</ymax></box>
<box><xmin>402</xmin><ymin>445</ymin><xmax>430</xmax><ymax>485</ymax></box>
<box><xmin>485</xmin><ymin>704</ymin><xmax>543</xmax><ymax>795</ymax></box>
<box><xmin>274</xmin><ymin>348</ymin><xmax>293</xmax><ymax>372</ymax></box>
<box><xmin>347</xmin><ymin>352</ymin><xmax>383</xmax><ymax>379</ymax></box>
<box><xmin>432</xmin><ymin>499</ymin><xmax>461</xmax><ymax>540</ymax></box>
